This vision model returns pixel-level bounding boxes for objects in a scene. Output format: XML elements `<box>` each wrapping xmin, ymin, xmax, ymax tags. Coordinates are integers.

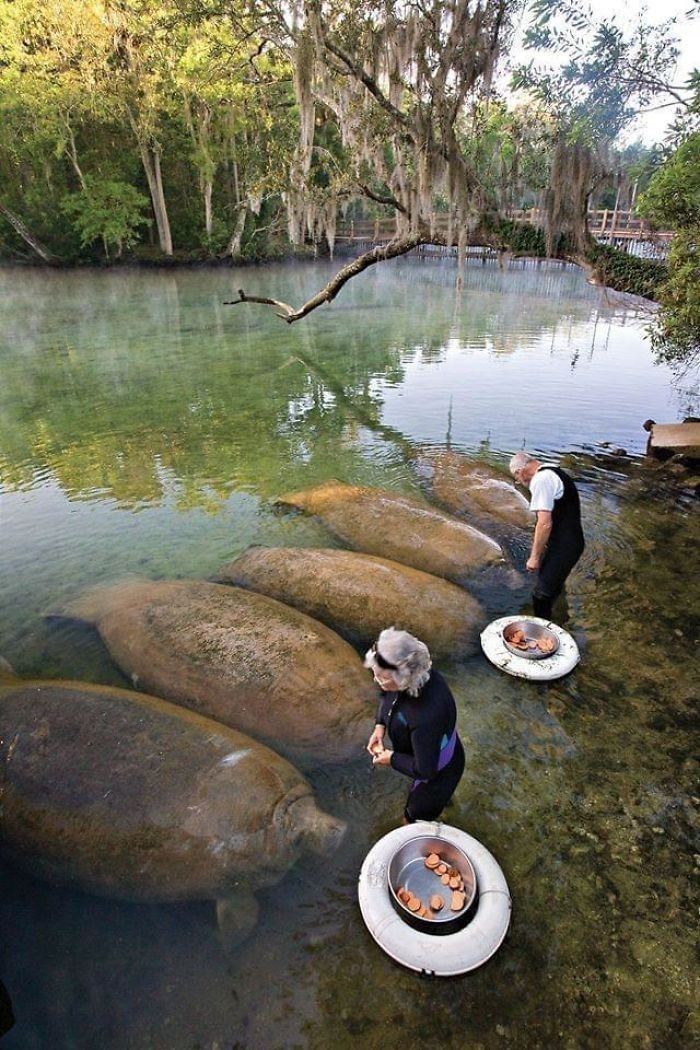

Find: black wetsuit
<box><xmin>533</xmin><ymin>466</ymin><xmax>585</xmax><ymax>619</ymax></box>
<box><xmin>376</xmin><ymin>669</ymin><xmax>465</xmax><ymax>822</ymax></box>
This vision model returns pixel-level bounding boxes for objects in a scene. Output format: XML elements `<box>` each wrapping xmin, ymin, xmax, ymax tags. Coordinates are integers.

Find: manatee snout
<box><xmin>287</xmin><ymin>796</ymin><xmax>347</xmax><ymax>856</ymax></box>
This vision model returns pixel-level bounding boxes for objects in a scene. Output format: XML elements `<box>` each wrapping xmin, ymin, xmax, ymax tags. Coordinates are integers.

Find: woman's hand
<box><xmin>366</xmin><ymin>725</ymin><xmax>385</xmax><ymax>755</ymax></box>
<box><xmin>372</xmin><ymin>748</ymin><xmax>393</xmax><ymax>767</ymax></box>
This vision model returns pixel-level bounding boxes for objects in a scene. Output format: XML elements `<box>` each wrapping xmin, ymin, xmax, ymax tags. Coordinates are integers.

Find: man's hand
<box><xmin>526</xmin><ymin>554</ymin><xmax>540</xmax><ymax>572</ymax></box>
<box><xmin>372</xmin><ymin>748</ymin><xmax>393</xmax><ymax>767</ymax></box>
<box><xmin>366</xmin><ymin>725</ymin><xmax>385</xmax><ymax>755</ymax></box>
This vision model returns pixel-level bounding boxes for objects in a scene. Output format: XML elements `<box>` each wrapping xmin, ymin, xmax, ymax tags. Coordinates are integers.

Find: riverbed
<box><xmin>0</xmin><ymin>258</ymin><xmax>697</xmax><ymax>1049</ymax></box>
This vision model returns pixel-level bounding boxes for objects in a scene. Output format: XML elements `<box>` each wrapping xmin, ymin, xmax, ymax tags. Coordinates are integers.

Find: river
<box><xmin>0</xmin><ymin>258</ymin><xmax>697</xmax><ymax>1049</ymax></box>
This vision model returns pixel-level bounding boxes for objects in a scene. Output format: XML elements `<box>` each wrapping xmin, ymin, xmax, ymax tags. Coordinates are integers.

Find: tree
<box><xmin>637</xmin><ymin>134</ymin><xmax>700</xmax><ymax>364</ymax></box>
<box><xmin>224</xmin><ymin>0</ymin><xmax>695</xmax><ymax>322</ymax></box>
<box><xmin>225</xmin><ymin>0</ymin><xmax>520</xmax><ymax>321</ymax></box>
<box><xmin>512</xmin><ymin>0</ymin><xmax>690</xmax><ymax>257</ymax></box>
<box><xmin>61</xmin><ymin>178</ymin><xmax>150</xmax><ymax>258</ymax></box>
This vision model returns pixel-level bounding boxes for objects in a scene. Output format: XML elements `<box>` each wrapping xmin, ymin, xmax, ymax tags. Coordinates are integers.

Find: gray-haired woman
<box><xmin>365</xmin><ymin>627</ymin><xmax>465</xmax><ymax>824</ymax></box>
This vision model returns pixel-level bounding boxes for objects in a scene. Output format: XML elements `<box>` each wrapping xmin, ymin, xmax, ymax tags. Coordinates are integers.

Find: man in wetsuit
<box><xmin>364</xmin><ymin>627</ymin><xmax>465</xmax><ymax>824</ymax></box>
<box><xmin>509</xmin><ymin>452</ymin><xmax>585</xmax><ymax>621</ymax></box>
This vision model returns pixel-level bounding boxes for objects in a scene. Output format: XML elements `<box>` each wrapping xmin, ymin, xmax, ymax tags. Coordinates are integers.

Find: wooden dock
<box><xmin>335</xmin><ymin>210</ymin><xmax>672</xmax><ymax>257</ymax></box>
<box><xmin>645</xmin><ymin>421</ymin><xmax>700</xmax><ymax>459</ymax></box>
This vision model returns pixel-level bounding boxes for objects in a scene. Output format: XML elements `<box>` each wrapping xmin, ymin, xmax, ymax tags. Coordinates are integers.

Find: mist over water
<box><xmin>0</xmin><ymin>259</ymin><xmax>697</xmax><ymax>1049</ymax></box>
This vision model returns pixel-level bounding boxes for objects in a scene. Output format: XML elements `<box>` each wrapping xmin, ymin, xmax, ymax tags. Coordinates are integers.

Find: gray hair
<box><xmin>509</xmin><ymin>451</ymin><xmax>535</xmax><ymax>476</ymax></box>
<box><xmin>364</xmin><ymin>627</ymin><xmax>432</xmax><ymax>697</ymax></box>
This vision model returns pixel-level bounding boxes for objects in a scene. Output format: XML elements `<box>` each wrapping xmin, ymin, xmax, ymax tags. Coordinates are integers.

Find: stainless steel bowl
<box><xmin>502</xmin><ymin>620</ymin><xmax>560</xmax><ymax>660</ymax></box>
<box><xmin>387</xmin><ymin>835</ymin><xmax>477</xmax><ymax>935</ymax></box>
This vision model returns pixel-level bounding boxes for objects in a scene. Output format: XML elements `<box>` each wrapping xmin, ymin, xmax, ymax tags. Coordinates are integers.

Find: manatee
<box><xmin>49</xmin><ymin>579</ymin><xmax>375</xmax><ymax>767</ymax></box>
<box><xmin>215</xmin><ymin>546</ymin><xmax>484</xmax><ymax>658</ymax></box>
<box><xmin>415</xmin><ymin>451</ymin><xmax>532</xmax><ymax>529</ymax></box>
<box><xmin>276</xmin><ymin>481</ymin><xmax>504</xmax><ymax>583</ymax></box>
<box><xmin>0</xmin><ymin>668</ymin><xmax>345</xmax><ymax>942</ymax></box>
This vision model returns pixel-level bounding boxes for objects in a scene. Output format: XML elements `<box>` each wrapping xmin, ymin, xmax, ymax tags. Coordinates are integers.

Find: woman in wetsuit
<box><xmin>365</xmin><ymin>627</ymin><xmax>465</xmax><ymax>824</ymax></box>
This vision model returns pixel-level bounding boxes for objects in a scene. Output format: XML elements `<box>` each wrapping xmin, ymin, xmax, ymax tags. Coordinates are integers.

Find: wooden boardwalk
<box><xmin>336</xmin><ymin>209</ymin><xmax>672</xmax><ymax>257</ymax></box>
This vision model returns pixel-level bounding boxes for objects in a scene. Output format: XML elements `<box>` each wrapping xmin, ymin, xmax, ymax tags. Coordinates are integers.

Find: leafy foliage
<box><xmin>61</xmin><ymin>178</ymin><xmax>151</xmax><ymax>257</ymax></box>
<box><xmin>637</xmin><ymin>134</ymin><xmax>700</xmax><ymax>364</ymax></box>
<box><xmin>637</xmin><ymin>135</ymin><xmax>700</xmax><ymax>230</ymax></box>
<box><xmin>587</xmin><ymin>243</ymin><xmax>667</xmax><ymax>301</ymax></box>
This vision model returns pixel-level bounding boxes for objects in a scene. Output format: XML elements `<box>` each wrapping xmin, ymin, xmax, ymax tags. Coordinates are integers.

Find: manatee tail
<box><xmin>210</xmin><ymin>545</ymin><xmax>266</xmax><ymax>584</ymax></box>
<box><xmin>216</xmin><ymin>890</ymin><xmax>260</xmax><ymax>951</ymax></box>
<box><xmin>44</xmin><ymin>578</ymin><xmax>147</xmax><ymax>625</ymax></box>
<box><xmin>274</xmin><ymin>479</ymin><xmax>346</xmax><ymax>511</ymax></box>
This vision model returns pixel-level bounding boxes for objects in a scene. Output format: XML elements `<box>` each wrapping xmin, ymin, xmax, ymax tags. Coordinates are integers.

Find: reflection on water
<box><xmin>0</xmin><ymin>260</ymin><xmax>697</xmax><ymax>1049</ymax></box>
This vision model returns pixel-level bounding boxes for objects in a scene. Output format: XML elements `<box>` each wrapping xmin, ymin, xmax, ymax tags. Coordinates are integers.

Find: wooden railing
<box><xmin>335</xmin><ymin>209</ymin><xmax>672</xmax><ymax>245</ymax></box>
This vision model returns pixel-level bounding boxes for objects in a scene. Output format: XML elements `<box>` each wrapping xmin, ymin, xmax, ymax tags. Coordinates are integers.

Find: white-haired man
<box><xmin>509</xmin><ymin>452</ymin><xmax>585</xmax><ymax>620</ymax></box>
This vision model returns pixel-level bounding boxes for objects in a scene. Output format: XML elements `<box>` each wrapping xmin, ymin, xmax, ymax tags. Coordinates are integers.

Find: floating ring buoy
<box><xmin>480</xmin><ymin>616</ymin><xmax>580</xmax><ymax>681</ymax></box>
<box><xmin>358</xmin><ymin>822</ymin><xmax>511</xmax><ymax>976</ymax></box>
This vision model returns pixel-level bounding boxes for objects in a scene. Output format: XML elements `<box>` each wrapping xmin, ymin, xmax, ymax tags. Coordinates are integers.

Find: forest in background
<box><xmin>0</xmin><ymin>0</ymin><xmax>698</xmax><ymax>360</ymax></box>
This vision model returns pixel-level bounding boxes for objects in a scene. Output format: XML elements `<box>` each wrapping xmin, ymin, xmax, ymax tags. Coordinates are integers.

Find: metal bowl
<box><xmin>387</xmin><ymin>835</ymin><xmax>478</xmax><ymax>935</ymax></box>
<box><xmin>502</xmin><ymin>620</ymin><xmax>560</xmax><ymax>660</ymax></box>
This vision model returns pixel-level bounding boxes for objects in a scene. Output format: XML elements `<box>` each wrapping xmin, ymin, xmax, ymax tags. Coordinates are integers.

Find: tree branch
<box><xmin>0</xmin><ymin>201</ymin><xmax>57</xmax><ymax>263</ymax></box>
<box><xmin>224</xmin><ymin>234</ymin><xmax>431</xmax><ymax>322</ymax></box>
<box><xmin>317</xmin><ymin>31</ymin><xmax>413</xmax><ymax>135</ymax></box>
<box><xmin>357</xmin><ymin>183</ymin><xmax>407</xmax><ymax>214</ymax></box>
<box><xmin>223</xmin><ymin>227</ymin><xmax>509</xmax><ymax>324</ymax></box>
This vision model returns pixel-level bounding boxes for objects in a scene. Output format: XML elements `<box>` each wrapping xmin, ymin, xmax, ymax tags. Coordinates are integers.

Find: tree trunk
<box><xmin>226</xmin><ymin>205</ymin><xmax>247</xmax><ymax>257</ymax></box>
<box><xmin>65</xmin><ymin>122</ymin><xmax>87</xmax><ymax>191</ymax></box>
<box><xmin>204</xmin><ymin>180</ymin><xmax>213</xmax><ymax>239</ymax></box>
<box><xmin>0</xmin><ymin>202</ymin><xmax>56</xmax><ymax>262</ymax></box>
<box><xmin>139</xmin><ymin>144</ymin><xmax>173</xmax><ymax>256</ymax></box>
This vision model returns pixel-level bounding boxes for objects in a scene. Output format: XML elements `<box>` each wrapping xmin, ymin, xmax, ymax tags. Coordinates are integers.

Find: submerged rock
<box><xmin>414</xmin><ymin>451</ymin><xmax>531</xmax><ymax>530</ymax></box>
<box><xmin>276</xmin><ymin>481</ymin><xmax>504</xmax><ymax>583</ymax></box>
<box><xmin>0</xmin><ymin>670</ymin><xmax>345</xmax><ymax>940</ymax></box>
<box><xmin>49</xmin><ymin>579</ymin><xmax>375</xmax><ymax>767</ymax></box>
<box><xmin>215</xmin><ymin>546</ymin><xmax>484</xmax><ymax>658</ymax></box>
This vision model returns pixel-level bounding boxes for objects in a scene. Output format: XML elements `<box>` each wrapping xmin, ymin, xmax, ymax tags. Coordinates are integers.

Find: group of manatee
<box><xmin>0</xmin><ymin>456</ymin><xmax>530</xmax><ymax>941</ymax></box>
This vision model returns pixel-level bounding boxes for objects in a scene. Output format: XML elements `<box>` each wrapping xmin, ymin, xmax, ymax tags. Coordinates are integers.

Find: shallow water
<box><xmin>0</xmin><ymin>259</ymin><xmax>698</xmax><ymax>1049</ymax></box>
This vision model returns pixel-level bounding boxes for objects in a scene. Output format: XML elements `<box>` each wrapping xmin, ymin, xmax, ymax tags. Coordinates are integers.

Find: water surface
<box><xmin>0</xmin><ymin>259</ymin><xmax>697</xmax><ymax>1049</ymax></box>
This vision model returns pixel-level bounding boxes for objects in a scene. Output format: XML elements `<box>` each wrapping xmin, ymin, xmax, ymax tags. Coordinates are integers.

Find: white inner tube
<box><xmin>358</xmin><ymin>822</ymin><xmax>511</xmax><ymax>977</ymax></box>
<box><xmin>480</xmin><ymin>615</ymin><xmax>580</xmax><ymax>681</ymax></box>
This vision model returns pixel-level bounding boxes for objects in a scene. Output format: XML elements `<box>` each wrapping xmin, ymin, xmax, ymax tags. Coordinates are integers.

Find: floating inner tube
<box><xmin>480</xmin><ymin>615</ymin><xmax>580</xmax><ymax>681</ymax></box>
<box><xmin>357</xmin><ymin>822</ymin><xmax>511</xmax><ymax>977</ymax></box>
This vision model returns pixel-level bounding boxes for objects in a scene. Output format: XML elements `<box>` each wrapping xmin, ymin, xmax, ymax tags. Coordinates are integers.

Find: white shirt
<box><xmin>528</xmin><ymin>466</ymin><xmax>564</xmax><ymax>513</ymax></box>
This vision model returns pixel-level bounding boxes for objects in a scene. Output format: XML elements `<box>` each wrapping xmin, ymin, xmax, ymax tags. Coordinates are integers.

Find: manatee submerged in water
<box><xmin>276</xmin><ymin>482</ymin><xmax>504</xmax><ymax>583</ymax></box>
<box><xmin>215</xmin><ymin>546</ymin><xmax>484</xmax><ymax>658</ymax></box>
<box><xmin>0</xmin><ymin>669</ymin><xmax>346</xmax><ymax>941</ymax></box>
<box><xmin>49</xmin><ymin>579</ymin><xmax>375</xmax><ymax>767</ymax></box>
<box><xmin>415</xmin><ymin>451</ymin><xmax>532</xmax><ymax>530</ymax></box>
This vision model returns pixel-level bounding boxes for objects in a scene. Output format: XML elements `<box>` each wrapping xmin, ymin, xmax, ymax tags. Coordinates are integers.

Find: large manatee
<box><xmin>415</xmin><ymin>451</ymin><xmax>532</xmax><ymax>529</ymax></box>
<box><xmin>276</xmin><ymin>481</ymin><xmax>504</xmax><ymax>582</ymax></box>
<box><xmin>0</xmin><ymin>669</ymin><xmax>345</xmax><ymax>941</ymax></box>
<box><xmin>50</xmin><ymin>579</ymin><xmax>375</xmax><ymax>767</ymax></box>
<box><xmin>215</xmin><ymin>546</ymin><xmax>484</xmax><ymax>658</ymax></box>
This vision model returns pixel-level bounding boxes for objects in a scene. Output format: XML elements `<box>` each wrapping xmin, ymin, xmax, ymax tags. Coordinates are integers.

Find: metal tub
<box><xmin>502</xmin><ymin>619</ymin><xmax>560</xmax><ymax>660</ymax></box>
<box><xmin>387</xmin><ymin>835</ymin><xmax>478</xmax><ymax>935</ymax></box>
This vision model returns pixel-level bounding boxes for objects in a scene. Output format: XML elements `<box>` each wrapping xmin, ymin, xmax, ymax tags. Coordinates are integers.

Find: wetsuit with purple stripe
<box><xmin>376</xmin><ymin>669</ymin><xmax>465</xmax><ymax>823</ymax></box>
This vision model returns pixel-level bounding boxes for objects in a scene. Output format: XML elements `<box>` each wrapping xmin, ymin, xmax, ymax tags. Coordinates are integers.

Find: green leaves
<box><xmin>61</xmin><ymin>178</ymin><xmax>151</xmax><ymax>257</ymax></box>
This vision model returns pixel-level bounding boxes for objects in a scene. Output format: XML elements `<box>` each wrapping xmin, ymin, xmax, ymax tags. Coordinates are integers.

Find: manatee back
<box><xmin>55</xmin><ymin>580</ymin><xmax>373</xmax><ymax>766</ymax></box>
<box><xmin>217</xmin><ymin>546</ymin><xmax>483</xmax><ymax>657</ymax></box>
<box><xmin>302</xmin><ymin>487</ymin><xmax>504</xmax><ymax>579</ymax></box>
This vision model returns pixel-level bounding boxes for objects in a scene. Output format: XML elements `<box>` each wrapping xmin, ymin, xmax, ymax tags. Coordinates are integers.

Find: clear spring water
<box><xmin>0</xmin><ymin>258</ymin><xmax>697</xmax><ymax>1049</ymax></box>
